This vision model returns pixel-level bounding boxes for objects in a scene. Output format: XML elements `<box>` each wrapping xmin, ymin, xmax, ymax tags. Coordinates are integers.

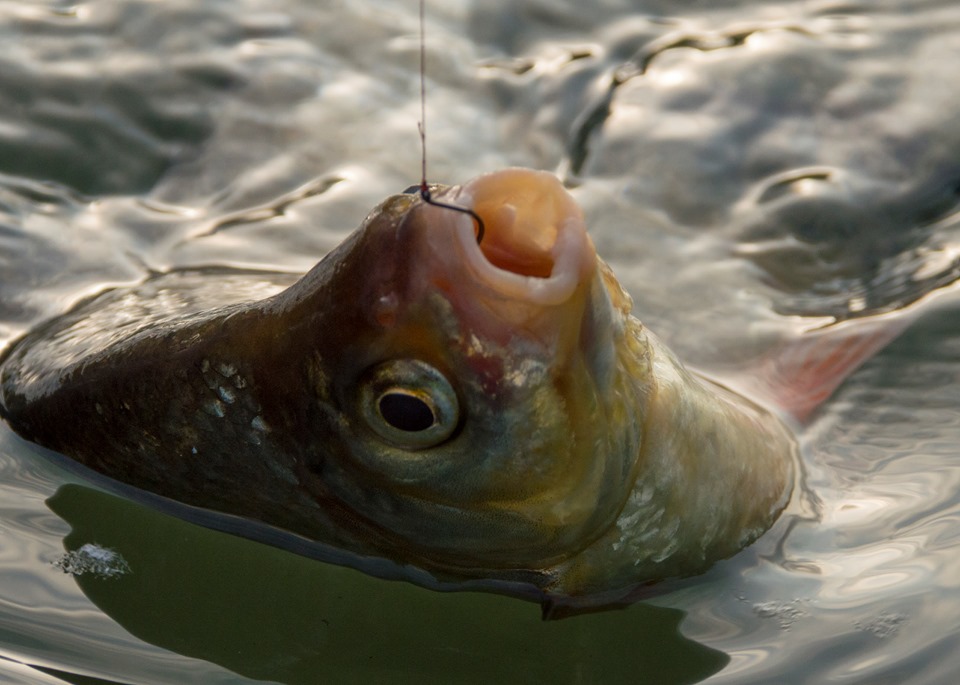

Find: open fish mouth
<box><xmin>425</xmin><ymin>168</ymin><xmax>597</xmax><ymax>306</ymax></box>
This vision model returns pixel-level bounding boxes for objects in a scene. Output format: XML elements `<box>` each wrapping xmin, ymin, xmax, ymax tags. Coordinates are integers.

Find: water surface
<box><xmin>1</xmin><ymin>0</ymin><xmax>959</xmax><ymax>683</ymax></box>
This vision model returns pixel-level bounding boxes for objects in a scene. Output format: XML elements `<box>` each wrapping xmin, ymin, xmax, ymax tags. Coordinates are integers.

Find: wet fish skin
<box><xmin>0</xmin><ymin>168</ymin><xmax>795</xmax><ymax>600</ymax></box>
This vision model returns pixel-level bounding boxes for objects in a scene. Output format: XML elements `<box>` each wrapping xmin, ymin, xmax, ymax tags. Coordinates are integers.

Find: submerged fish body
<box><xmin>0</xmin><ymin>168</ymin><xmax>795</xmax><ymax>601</ymax></box>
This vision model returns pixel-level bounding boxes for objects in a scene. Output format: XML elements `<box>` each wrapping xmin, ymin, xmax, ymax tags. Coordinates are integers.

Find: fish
<box><xmin>0</xmin><ymin>167</ymin><xmax>797</xmax><ymax>606</ymax></box>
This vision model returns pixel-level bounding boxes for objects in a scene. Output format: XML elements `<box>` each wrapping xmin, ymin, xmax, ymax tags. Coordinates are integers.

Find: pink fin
<box><xmin>703</xmin><ymin>284</ymin><xmax>960</xmax><ymax>422</ymax></box>
<box><xmin>748</xmin><ymin>316</ymin><xmax>912</xmax><ymax>422</ymax></box>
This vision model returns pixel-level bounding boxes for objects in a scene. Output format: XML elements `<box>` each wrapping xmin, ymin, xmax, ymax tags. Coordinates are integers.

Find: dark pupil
<box><xmin>378</xmin><ymin>392</ymin><xmax>435</xmax><ymax>432</ymax></box>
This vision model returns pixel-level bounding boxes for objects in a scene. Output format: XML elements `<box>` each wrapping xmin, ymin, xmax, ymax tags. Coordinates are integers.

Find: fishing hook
<box><xmin>416</xmin><ymin>0</ymin><xmax>485</xmax><ymax>246</ymax></box>
<box><xmin>419</xmin><ymin>183</ymin><xmax>486</xmax><ymax>245</ymax></box>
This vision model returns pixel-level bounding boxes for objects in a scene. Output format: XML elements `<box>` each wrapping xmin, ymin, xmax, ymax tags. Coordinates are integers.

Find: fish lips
<box><xmin>405</xmin><ymin>168</ymin><xmax>600</xmax><ymax>350</ymax></box>
<box><xmin>442</xmin><ymin>167</ymin><xmax>595</xmax><ymax>303</ymax></box>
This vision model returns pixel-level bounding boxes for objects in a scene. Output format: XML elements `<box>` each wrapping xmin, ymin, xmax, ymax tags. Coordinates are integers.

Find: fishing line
<box><xmin>417</xmin><ymin>0</ymin><xmax>486</xmax><ymax>245</ymax></box>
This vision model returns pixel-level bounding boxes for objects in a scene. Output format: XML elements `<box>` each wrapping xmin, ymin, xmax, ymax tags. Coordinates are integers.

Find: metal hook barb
<box><xmin>419</xmin><ymin>184</ymin><xmax>486</xmax><ymax>245</ymax></box>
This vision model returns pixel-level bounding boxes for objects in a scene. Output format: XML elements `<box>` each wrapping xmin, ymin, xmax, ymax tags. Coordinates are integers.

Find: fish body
<box><xmin>0</xmin><ymin>168</ymin><xmax>795</xmax><ymax>600</ymax></box>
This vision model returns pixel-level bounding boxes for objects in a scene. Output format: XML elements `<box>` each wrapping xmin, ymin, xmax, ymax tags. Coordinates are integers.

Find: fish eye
<box><xmin>358</xmin><ymin>359</ymin><xmax>459</xmax><ymax>450</ymax></box>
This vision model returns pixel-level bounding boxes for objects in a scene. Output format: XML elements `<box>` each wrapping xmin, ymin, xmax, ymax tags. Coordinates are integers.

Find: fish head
<box><xmin>299</xmin><ymin>168</ymin><xmax>652</xmax><ymax>578</ymax></box>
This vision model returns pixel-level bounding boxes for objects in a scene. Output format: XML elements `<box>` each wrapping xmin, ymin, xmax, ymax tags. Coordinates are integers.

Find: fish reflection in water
<box><xmin>3</xmin><ymin>167</ymin><xmax>811</xmax><ymax>610</ymax></box>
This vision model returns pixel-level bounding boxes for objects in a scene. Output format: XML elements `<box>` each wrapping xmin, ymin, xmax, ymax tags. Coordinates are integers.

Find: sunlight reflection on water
<box><xmin>0</xmin><ymin>0</ymin><xmax>959</xmax><ymax>683</ymax></box>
